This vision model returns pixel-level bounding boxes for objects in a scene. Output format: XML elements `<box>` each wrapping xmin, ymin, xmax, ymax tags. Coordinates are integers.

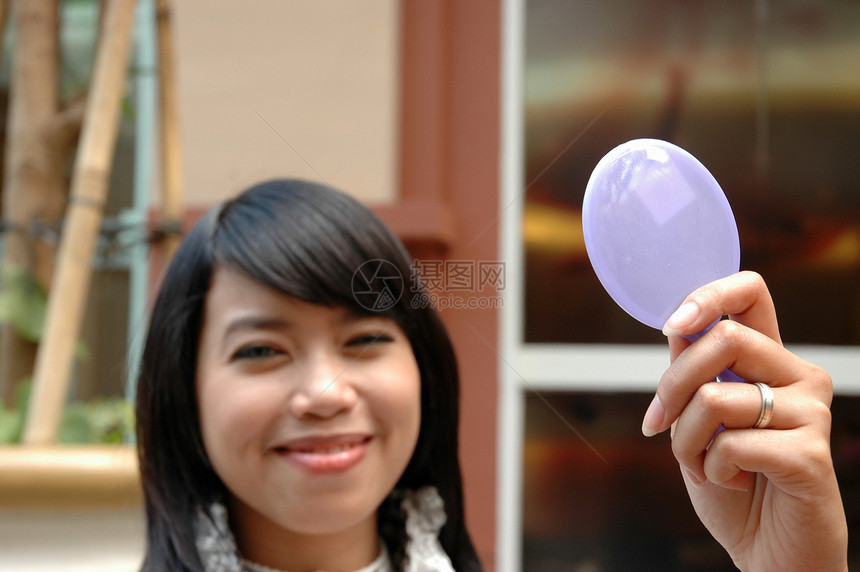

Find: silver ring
<box><xmin>752</xmin><ymin>382</ymin><xmax>774</xmax><ymax>429</ymax></box>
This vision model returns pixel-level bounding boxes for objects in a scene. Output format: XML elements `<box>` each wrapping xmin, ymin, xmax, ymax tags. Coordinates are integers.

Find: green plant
<box><xmin>0</xmin><ymin>381</ymin><xmax>135</xmax><ymax>445</ymax></box>
<box><xmin>0</xmin><ymin>264</ymin><xmax>131</xmax><ymax>444</ymax></box>
<box><xmin>0</xmin><ymin>263</ymin><xmax>89</xmax><ymax>359</ymax></box>
<box><xmin>58</xmin><ymin>396</ymin><xmax>135</xmax><ymax>444</ymax></box>
<box><xmin>0</xmin><ymin>264</ymin><xmax>48</xmax><ymax>344</ymax></box>
<box><xmin>0</xmin><ymin>380</ymin><xmax>29</xmax><ymax>443</ymax></box>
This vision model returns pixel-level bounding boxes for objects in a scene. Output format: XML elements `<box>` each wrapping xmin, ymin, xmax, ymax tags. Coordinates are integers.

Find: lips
<box><xmin>273</xmin><ymin>434</ymin><xmax>372</xmax><ymax>474</ymax></box>
<box><xmin>291</xmin><ymin>442</ymin><xmax>357</xmax><ymax>454</ymax></box>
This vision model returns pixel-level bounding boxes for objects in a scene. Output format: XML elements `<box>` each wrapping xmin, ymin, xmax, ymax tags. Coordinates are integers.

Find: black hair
<box><xmin>136</xmin><ymin>179</ymin><xmax>483</xmax><ymax>571</ymax></box>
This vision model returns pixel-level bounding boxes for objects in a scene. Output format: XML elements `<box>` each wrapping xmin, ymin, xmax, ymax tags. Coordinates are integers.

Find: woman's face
<box><xmin>196</xmin><ymin>266</ymin><xmax>421</xmax><ymax>539</ymax></box>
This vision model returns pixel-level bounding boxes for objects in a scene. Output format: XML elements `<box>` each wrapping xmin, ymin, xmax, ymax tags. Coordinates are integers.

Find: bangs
<box><xmin>210</xmin><ymin>180</ymin><xmax>413</xmax><ymax>318</ymax></box>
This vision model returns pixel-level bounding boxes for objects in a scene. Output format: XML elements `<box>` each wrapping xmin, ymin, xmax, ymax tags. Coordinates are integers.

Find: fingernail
<box><xmin>662</xmin><ymin>301</ymin><xmax>700</xmax><ymax>336</ymax></box>
<box><xmin>642</xmin><ymin>394</ymin><xmax>665</xmax><ymax>437</ymax></box>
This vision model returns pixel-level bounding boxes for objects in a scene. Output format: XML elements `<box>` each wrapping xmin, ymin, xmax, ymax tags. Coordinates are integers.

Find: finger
<box><xmin>702</xmin><ymin>421</ymin><xmax>834</xmax><ymax>495</ymax></box>
<box><xmin>667</xmin><ymin>334</ymin><xmax>689</xmax><ymax>363</ymax></box>
<box><xmin>671</xmin><ymin>321</ymin><xmax>793</xmax><ymax>388</ymax></box>
<box><xmin>662</xmin><ymin>271</ymin><xmax>781</xmax><ymax>344</ymax></box>
<box><xmin>643</xmin><ymin>321</ymin><xmax>832</xmax><ymax>436</ymax></box>
<box><xmin>670</xmin><ymin>382</ymin><xmax>820</xmax><ymax>484</ymax></box>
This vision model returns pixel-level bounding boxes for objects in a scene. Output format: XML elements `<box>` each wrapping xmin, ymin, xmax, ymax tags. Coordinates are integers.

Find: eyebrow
<box><xmin>220</xmin><ymin>308</ymin><xmax>389</xmax><ymax>342</ymax></box>
<box><xmin>223</xmin><ymin>316</ymin><xmax>295</xmax><ymax>339</ymax></box>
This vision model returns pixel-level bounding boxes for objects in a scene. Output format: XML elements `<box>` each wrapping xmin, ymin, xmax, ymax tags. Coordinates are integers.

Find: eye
<box><xmin>232</xmin><ymin>344</ymin><xmax>284</xmax><ymax>360</ymax></box>
<box><xmin>345</xmin><ymin>332</ymin><xmax>393</xmax><ymax>347</ymax></box>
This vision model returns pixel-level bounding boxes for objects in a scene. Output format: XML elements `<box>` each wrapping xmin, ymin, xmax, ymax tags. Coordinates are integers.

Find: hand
<box><xmin>641</xmin><ymin>271</ymin><xmax>848</xmax><ymax>571</ymax></box>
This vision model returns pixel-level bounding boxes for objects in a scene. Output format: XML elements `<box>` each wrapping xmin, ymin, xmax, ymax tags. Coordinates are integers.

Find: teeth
<box><xmin>298</xmin><ymin>443</ymin><xmax>355</xmax><ymax>454</ymax></box>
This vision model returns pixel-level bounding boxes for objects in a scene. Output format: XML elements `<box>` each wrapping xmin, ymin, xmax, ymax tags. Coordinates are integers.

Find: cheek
<box><xmin>384</xmin><ymin>384</ymin><xmax>421</xmax><ymax>440</ymax></box>
<box><xmin>374</xmin><ymin>357</ymin><xmax>422</xmax><ymax>450</ymax></box>
<box><xmin>197</xmin><ymin>370</ymin><xmax>281</xmax><ymax>461</ymax></box>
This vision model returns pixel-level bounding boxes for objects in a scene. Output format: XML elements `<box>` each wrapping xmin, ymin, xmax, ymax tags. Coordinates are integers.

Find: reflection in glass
<box><xmin>522</xmin><ymin>392</ymin><xmax>860</xmax><ymax>571</ymax></box>
<box><xmin>524</xmin><ymin>1</ymin><xmax>860</xmax><ymax>344</ymax></box>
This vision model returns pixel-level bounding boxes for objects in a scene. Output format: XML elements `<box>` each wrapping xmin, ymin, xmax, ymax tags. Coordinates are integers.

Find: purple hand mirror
<box><xmin>583</xmin><ymin>138</ymin><xmax>742</xmax><ymax>382</ymax></box>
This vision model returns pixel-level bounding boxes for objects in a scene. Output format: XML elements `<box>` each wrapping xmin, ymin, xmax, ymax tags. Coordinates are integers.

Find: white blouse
<box><xmin>195</xmin><ymin>486</ymin><xmax>456</xmax><ymax>572</ymax></box>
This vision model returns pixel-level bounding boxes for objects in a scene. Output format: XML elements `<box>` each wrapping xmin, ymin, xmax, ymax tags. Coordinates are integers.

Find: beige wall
<box><xmin>171</xmin><ymin>0</ymin><xmax>400</xmax><ymax>206</ymax></box>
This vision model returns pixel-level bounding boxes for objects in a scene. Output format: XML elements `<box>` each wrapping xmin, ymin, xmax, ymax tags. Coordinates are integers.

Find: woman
<box><xmin>136</xmin><ymin>179</ymin><xmax>847</xmax><ymax>571</ymax></box>
<box><xmin>136</xmin><ymin>179</ymin><xmax>480</xmax><ymax>571</ymax></box>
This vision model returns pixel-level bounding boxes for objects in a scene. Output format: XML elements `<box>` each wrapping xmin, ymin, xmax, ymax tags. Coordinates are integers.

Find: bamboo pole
<box><xmin>0</xmin><ymin>0</ymin><xmax>63</xmax><ymax>406</ymax></box>
<box><xmin>22</xmin><ymin>0</ymin><xmax>137</xmax><ymax>445</ymax></box>
<box><xmin>156</xmin><ymin>0</ymin><xmax>183</xmax><ymax>260</ymax></box>
<box><xmin>0</xmin><ymin>2</ymin><xmax>8</xmax><ymax>68</ymax></box>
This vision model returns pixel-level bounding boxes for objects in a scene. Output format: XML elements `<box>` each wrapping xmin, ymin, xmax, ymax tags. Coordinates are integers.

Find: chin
<box><xmin>278</xmin><ymin>506</ymin><xmax>377</xmax><ymax>536</ymax></box>
<box><xmin>269</xmin><ymin>486</ymin><xmax>384</xmax><ymax>534</ymax></box>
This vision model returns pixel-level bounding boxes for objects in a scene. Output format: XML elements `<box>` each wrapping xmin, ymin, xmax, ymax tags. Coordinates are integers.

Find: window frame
<box><xmin>497</xmin><ymin>1</ymin><xmax>860</xmax><ymax>570</ymax></box>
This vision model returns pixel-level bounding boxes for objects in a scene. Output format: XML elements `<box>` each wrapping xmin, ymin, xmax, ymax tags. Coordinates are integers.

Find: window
<box><xmin>499</xmin><ymin>1</ymin><xmax>860</xmax><ymax>570</ymax></box>
<box><xmin>523</xmin><ymin>0</ymin><xmax>860</xmax><ymax>345</ymax></box>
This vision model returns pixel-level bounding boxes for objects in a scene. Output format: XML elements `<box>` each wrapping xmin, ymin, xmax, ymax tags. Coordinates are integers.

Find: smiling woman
<box><xmin>135</xmin><ymin>179</ymin><xmax>483</xmax><ymax>571</ymax></box>
<box><xmin>197</xmin><ymin>270</ymin><xmax>421</xmax><ymax>553</ymax></box>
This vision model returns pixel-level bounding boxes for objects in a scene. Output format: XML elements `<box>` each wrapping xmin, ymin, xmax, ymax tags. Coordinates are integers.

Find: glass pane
<box><xmin>523</xmin><ymin>392</ymin><xmax>860</xmax><ymax>570</ymax></box>
<box><xmin>524</xmin><ymin>1</ymin><xmax>860</xmax><ymax>344</ymax></box>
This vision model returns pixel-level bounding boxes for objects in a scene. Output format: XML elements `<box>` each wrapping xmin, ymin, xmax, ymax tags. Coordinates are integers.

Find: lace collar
<box><xmin>195</xmin><ymin>486</ymin><xmax>455</xmax><ymax>572</ymax></box>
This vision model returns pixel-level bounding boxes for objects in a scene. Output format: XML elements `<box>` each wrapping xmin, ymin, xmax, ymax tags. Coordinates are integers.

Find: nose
<box><xmin>288</xmin><ymin>351</ymin><xmax>358</xmax><ymax>419</ymax></box>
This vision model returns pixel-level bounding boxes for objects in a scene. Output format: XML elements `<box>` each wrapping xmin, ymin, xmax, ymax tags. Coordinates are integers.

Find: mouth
<box><xmin>275</xmin><ymin>439</ymin><xmax>367</xmax><ymax>455</ymax></box>
<box><xmin>273</xmin><ymin>435</ymin><xmax>372</xmax><ymax>474</ymax></box>
<box><xmin>287</xmin><ymin>442</ymin><xmax>357</xmax><ymax>454</ymax></box>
